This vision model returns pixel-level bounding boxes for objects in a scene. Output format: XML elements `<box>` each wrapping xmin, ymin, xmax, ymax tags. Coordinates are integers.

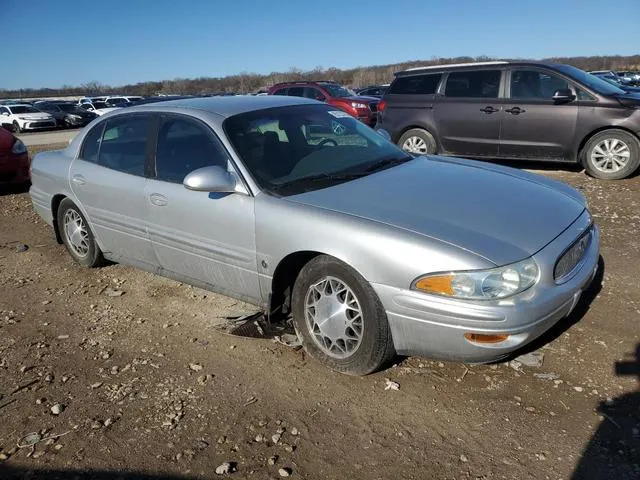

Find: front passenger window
<box><xmin>510</xmin><ymin>70</ymin><xmax>570</xmax><ymax>100</ymax></box>
<box><xmin>155</xmin><ymin>117</ymin><xmax>229</xmax><ymax>184</ymax></box>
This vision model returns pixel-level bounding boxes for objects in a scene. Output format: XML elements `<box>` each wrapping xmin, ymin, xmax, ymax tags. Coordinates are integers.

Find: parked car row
<box><xmin>589</xmin><ymin>70</ymin><xmax>640</xmax><ymax>86</ymax></box>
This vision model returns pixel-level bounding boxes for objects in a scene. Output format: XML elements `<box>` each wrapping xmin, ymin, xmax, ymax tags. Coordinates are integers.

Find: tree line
<box><xmin>2</xmin><ymin>55</ymin><xmax>639</xmax><ymax>99</ymax></box>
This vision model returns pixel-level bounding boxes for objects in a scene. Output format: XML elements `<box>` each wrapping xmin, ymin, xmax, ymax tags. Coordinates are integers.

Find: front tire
<box><xmin>291</xmin><ymin>255</ymin><xmax>395</xmax><ymax>375</ymax></box>
<box><xmin>398</xmin><ymin>128</ymin><xmax>437</xmax><ymax>155</ymax></box>
<box><xmin>12</xmin><ymin>121</ymin><xmax>21</xmax><ymax>133</ymax></box>
<box><xmin>57</xmin><ymin>198</ymin><xmax>104</xmax><ymax>267</ymax></box>
<box><xmin>582</xmin><ymin>129</ymin><xmax>640</xmax><ymax>180</ymax></box>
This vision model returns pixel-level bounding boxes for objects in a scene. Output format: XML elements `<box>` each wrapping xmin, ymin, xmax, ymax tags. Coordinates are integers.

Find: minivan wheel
<box><xmin>582</xmin><ymin>129</ymin><xmax>640</xmax><ymax>180</ymax></box>
<box><xmin>291</xmin><ymin>255</ymin><xmax>395</xmax><ymax>376</ymax></box>
<box><xmin>57</xmin><ymin>198</ymin><xmax>104</xmax><ymax>267</ymax></box>
<box><xmin>398</xmin><ymin>129</ymin><xmax>437</xmax><ymax>155</ymax></box>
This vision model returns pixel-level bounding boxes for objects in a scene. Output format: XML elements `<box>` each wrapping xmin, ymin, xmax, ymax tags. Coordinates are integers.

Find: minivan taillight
<box><xmin>378</xmin><ymin>100</ymin><xmax>386</xmax><ymax>112</ymax></box>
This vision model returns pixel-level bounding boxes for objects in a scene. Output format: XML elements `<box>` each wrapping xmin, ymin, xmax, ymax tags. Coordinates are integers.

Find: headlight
<box><xmin>11</xmin><ymin>139</ymin><xmax>27</xmax><ymax>155</ymax></box>
<box><xmin>412</xmin><ymin>258</ymin><xmax>539</xmax><ymax>300</ymax></box>
<box><xmin>69</xmin><ymin>114</ymin><xmax>82</xmax><ymax>120</ymax></box>
<box><xmin>351</xmin><ymin>102</ymin><xmax>367</xmax><ymax>109</ymax></box>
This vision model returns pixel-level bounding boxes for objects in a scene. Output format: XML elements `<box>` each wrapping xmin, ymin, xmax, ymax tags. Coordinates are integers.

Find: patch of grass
<box><xmin>28</xmin><ymin>143</ymin><xmax>69</xmax><ymax>157</ymax></box>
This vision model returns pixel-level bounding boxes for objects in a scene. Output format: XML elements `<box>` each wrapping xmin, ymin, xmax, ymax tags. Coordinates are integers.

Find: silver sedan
<box><xmin>29</xmin><ymin>96</ymin><xmax>600</xmax><ymax>375</ymax></box>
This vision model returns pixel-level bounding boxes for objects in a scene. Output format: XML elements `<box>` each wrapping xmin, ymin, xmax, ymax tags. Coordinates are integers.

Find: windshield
<box><xmin>58</xmin><ymin>103</ymin><xmax>82</xmax><ymax>113</ymax></box>
<box><xmin>10</xmin><ymin>105</ymin><xmax>39</xmax><ymax>114</ymax></box>
<box><xmin>555</xmin><ymin>65</ymin><xmax>626</xmax><ymax>96</ymax></box>
<box><xmin>224</xmin><ymin>104</ymin><xmax>411</xmax><ymax>196</ymax></box>
<box><xmin>320</xmin><ymin>84</ymin><xmax>353</xmax><ymax>98</ymax></box>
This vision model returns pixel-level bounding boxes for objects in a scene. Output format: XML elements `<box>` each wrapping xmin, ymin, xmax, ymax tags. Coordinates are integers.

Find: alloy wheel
<box><xmin>63</xmin><ymin>209</ymin><xmax>90</xmax><ymax>257</ymax></box>
<box><xmin>590</xmin><ymin>138</ymin><xmax>631</xmax><ymax>173</ymax></box>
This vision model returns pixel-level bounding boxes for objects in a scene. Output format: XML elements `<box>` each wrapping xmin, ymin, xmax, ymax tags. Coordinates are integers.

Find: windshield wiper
<box><xmin>362</xmin><ymin>155</ymin><xmax>413</xmax><ymax>173</ymax></box>
<box><xmin>270</xmin><ymin>172</ymin><xmax>365</xmax><ymax>193</ymax></box>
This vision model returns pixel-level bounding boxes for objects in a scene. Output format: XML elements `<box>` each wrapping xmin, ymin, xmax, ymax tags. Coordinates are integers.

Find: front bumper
<box><xmin>373</xmin><ymin>210</ymin><xmax>600</xmax><ymax>362</ymax></box>
<box><xmin>21</xmin><ymin>120</ymin><xmax>56</xmax><ymax>130</ymax></box>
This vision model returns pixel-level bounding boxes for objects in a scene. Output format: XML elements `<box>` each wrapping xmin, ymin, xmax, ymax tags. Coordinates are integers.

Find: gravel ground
<box><xmin>0</xmin><ymin>160</ymin><xmax>638</xmax><ymax>480</ymax></box>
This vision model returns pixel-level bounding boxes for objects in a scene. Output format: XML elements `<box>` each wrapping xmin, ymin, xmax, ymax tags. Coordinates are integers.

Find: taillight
<box><xmin>377</xmin><ymin>100</ymin><xmax>386</xmax><ymax>112</ymax></box>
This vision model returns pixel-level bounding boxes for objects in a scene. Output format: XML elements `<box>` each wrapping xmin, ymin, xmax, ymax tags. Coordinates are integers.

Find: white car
<box><xmin>78</xmin><ymin>101</ymin><xmax>120</xmax><ymax>116</ymax></box>
<box><xmin>0</xmin><ymin>104</ymin><xmax>57</xmax><ymax>132</ymax></box>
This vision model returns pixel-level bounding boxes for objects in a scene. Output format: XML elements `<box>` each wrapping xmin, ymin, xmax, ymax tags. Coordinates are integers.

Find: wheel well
<box><xmin>269</xmin><ymin>251</ymin><xmax>322</xmax><ymax>321</ymax></box>
<box><xmin>394</xmin><ymin>125</ymin><xmax>438</xmax><ymax>149</ymax></box>
<box><xmin>577</xmin><ymin>127</ymin><xmax>640</xmax><ymax>164</ymax></box>
<box><xmin>51</xmin><ymin>194</ymin><xmax>67</xmax><ymax>244</ymax></box>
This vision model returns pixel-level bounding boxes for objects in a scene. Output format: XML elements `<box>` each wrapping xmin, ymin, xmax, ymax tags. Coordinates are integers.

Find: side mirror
<box><xmin>183</xmin><ymin>165</ymin><xmax>238</xmax><ymax>193</ymax></box>
<box><xmin>552</xmin><ymin>89</ymin><xmax>575</xmax><ymax>103</ymax></box>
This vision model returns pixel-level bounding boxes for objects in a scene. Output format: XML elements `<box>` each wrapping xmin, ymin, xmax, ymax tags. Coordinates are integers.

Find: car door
<box><xmin>499</xmin><ymin>68</ymin><xmax>579</xmax><ymax>160</ymax></box>
<box><xmin>434</xmin><ymin>69</ymin><xmax>503</xmax><ymax>157</ymax></box>
<box><xmin>145</xmin><ymin>114</ymin><xmax>261</xmax><ymax>303</ymax></box>
<box><xmin>69</xmin><ymin>113</ymin><xmax>158</xmax><ymax>267</ymax></box>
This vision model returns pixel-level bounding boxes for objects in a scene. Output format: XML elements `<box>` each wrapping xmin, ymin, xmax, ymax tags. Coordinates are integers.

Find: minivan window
<box><xmin>98</xmin><ymin>115</ymin><xmax>151</xmax><ymax>176</ymax></box>
<box><xmin>510</xmin><ymin>70</ymin><xmax>570</xmax><ymax>100</ymax></box>
<box><xmin>554</xmin><ymin>64</ymin><xmax>626</xmax><ymax>96</ymax></box>
<box><xmin>155</xmin><ymin>117</ymin><xmax>229</xmax><ymax>184</ymax></box>
<box><xmin>445</xmin><ymin>70</ymin><xmax>501</xmax><ymax>98</ymax></box>
<box><xmin>388</xmin><ymin>74</ymin><xmax>442</xmax><ymax>95</ymax></box>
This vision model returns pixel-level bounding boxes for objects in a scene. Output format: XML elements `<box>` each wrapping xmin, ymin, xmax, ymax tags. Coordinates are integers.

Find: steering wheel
<box><xmin>317</xmin><ymin>138</ymin><xmax>338</xmax><ymax>148</ymax></box>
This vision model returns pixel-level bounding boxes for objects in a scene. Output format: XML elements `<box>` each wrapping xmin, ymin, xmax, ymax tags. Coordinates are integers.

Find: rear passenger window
<box><xmin>388</xmin><ymin>74</ymin><xmax>442</xmax><ymax>94</ymax></box>
<box><xmin>98</xmin><ymin>115</ymin><xmax>151</xmax><ymax>176</ymax></box>
<box><xmin>79</xmin><ymin>122</ymin><xmax>105</xmax><ymax>163</ymax></box>
<box><xmin>287</xmin><ymin>87</ymin><xmax>304</xmax><ymax>97</ymax></box>
<box><xmin>155</xmin><ymin>117</ymin><xmax>229</xmax><ymax>184</ymax></box>
<box><xmin>273</xmin><ymin>88</ymin><xmax>288</xmax><ymax>96</ymax></box>
<box><xmin>445</xmin><ymin>70</ymin><xmax>501</xmax><ymax>98</ymax></box>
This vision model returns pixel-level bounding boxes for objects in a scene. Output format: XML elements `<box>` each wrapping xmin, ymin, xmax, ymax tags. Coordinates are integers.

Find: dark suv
<box><xmin>268</xmin><ymin>81</ymin><xmax>379</xmax><ymax>126</ymax></box>
<box><xmin>376</xmin><ymin>61</ymin><xmax>640</xmax><ymax>179</ymax></box>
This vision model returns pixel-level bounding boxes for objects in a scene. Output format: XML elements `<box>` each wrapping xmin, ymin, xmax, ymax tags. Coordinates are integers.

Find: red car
<box><xmin>268</xmin><ymin>81</ymin><xmax>379</xmax><ymax>126</ymax></box>
<box><xmin>0</xmin><ymin>127</ymin><xmax>30</xmax><ymax>184</ymax></box>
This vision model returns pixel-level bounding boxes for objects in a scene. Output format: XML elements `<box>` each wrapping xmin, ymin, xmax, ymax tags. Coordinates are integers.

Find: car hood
<box><xmin>286</xmin><ymin>156</ymin><xmax>586</xmax><ymax>266</ymax></box>
<box><xmin>17</xmin><ymin>113</ymin><xmax>52</xmax><ymax>120</ymax></box>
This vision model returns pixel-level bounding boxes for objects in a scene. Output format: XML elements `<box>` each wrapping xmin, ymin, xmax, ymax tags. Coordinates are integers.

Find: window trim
<box><xmin>442</xmin><ymin>69</ymin><xmax>505</xmax><ymax>99</ymax></box>
<box><xmin>505</xmin><ymin>67</ymin><xmax>577</xmax><ymax>103</ymax></box>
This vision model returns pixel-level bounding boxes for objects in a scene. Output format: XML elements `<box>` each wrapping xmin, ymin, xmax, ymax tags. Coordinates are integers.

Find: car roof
<box><xmin>5</xmin><ymin>104</ymin><xmax>32</xmax><ymax>108</ymax></box>
<box><xmin>395</xmin><ymin>60</ymin><xmax>564</xmax><ymax>76</ymax></box>
<box><xmin>131</xmin><ymin>95</ymin><xmax>317</xmax><ymax>118</ymax></box>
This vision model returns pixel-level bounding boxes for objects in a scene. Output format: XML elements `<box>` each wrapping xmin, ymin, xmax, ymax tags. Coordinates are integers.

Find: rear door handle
<box><xmin>71</xmin><ymin>174</ymin><xmax>86</xmax><ymax>185</ymax></box>
<box><xmin>149</xmin><ymin>193</ymin><xmax>168</xmax><ymax>207</ymax></box>
<box><xmin>480</xmin><ymin>106</ymin><xmax>499</xmax><ymax>114</ymax></box>
<box><xmin>505</xmin><ymin>107</ymin><xmax>525</xmax><ymax>115</ymax></box>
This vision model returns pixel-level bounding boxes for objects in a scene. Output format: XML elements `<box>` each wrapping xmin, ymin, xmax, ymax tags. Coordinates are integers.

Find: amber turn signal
<box><xmin>414</xmin><ymin>275</ymin><xmax>454</xmax><ymax>296</ymax></box>
<box><xmin>464</xmin><ymin>333</ymin><xmax>510</xmax><ymax>344</ymax></box>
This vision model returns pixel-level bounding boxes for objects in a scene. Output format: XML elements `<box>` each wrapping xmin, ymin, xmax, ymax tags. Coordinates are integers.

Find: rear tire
<box><xmin>57</xmin><ymin>198</ymin><xmax>104</xmax><ymax>267</ymax></box>
<box><xmin>581</xmin><ymin>129</ymin><xmax>640</xmax><ymax>180</ymax></box>
<box><xmin>398</xmin><ymin>128</ymin><xmax>437</xmax><ymax>155</ymax></box>
<box><xmin>291</xmin><ymin>255</ymin><xmax>395</xmax><ymax>375</ymax></box>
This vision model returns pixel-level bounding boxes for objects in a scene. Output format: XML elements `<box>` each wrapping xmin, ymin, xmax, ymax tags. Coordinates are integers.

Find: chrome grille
<box><xmin>554</xmin><ymin>229</ymin><xmax>591</xmax><ymax>282</ymax></box>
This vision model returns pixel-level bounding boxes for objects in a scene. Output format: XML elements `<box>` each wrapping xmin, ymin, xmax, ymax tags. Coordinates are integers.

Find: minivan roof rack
<box><xmin>402</xmin><ymin>61</ymin><xmax>509</xmax><ymax>72</ymax></box>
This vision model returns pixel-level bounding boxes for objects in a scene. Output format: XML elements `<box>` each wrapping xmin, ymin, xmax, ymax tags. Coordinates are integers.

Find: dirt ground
<box><xmin>0</xmin><ymin>154</ymin><xmax>639</xmax><ymax>480</ymax></box>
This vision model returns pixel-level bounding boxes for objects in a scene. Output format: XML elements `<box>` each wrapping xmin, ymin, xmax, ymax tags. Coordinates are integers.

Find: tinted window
<box><xmin>287</xmin><ymin>87</ymin><xmax>304</xmax><ymax>97</ymax></box>
<box><xmin>9</xmin><ymin>106</ymin><xmax>39</xmax><ymax>114</ymax></box>
<box><xmin>0</xmin><ymin>107</ymin><xmax>8</xmax><ymax>114</ymax></box>
<box><xmin>388</xmin><ymin>74</ymin><xmax>442</xmax><ymax>95</ymax></box>
<box><xmin>98</xmin><ymin>115</ymin><xmax>150</xmax><ymax>176</ymax></box>
<box><xmin>303</xmin><ymin>87</ymin><xmax>324</xmax><ymax>100</ymax></box>
<box><xmin>155</xmin><ymin>117</ymin><xmax>229</xmax><ymax>183</ymax></box>
<box><xmin>273</xmin><ymin>88</ymin><xmax>288</xmax><ymax>96</ymax></box>
<box><xmin>510</xmin><ymin>70</ymin><xmax>570</xmax><ymax>100</ymax></box>
<box><xmin>80</xmin><ymin>123</ymin><xmax>106</xmax><ymax>163</ymax></box>
<box><xmin>445</xmin><ymin>70</ymin><xmax>501</xmax><ymax>98</ymax></box>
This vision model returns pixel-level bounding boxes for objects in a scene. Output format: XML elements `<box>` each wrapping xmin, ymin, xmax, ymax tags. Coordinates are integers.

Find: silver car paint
<box><xmin>29</xmin><ymin>96</ymin><xmax>600</xmax><ymax>362</ymax></box>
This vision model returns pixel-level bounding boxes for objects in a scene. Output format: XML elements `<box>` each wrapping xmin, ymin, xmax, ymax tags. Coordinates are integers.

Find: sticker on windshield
<box><xmin>328</xmin><ymin>110</ymin><xmax>351</xmax><ymax>118</ymax></box>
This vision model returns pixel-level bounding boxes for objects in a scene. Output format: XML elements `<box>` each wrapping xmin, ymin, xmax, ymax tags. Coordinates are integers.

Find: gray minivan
<box><xmin>376</xmin><ymin>61</ymin><xmax>640</xmax><ymax>179</ymax></box>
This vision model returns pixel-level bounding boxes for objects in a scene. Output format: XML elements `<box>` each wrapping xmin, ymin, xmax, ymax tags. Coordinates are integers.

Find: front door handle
<box><xmin>149</xmin><ymin>193</ymin><xmax>168</xmax><ymax>207</ymax></box>
<box><xmin>71</xmin><ymin>174</ymin><xmax>86</xmax><ymax>185</ymax></box>
<box><xmin>480</xmin><ymin>106</ymin><xmax>499</xmax><ymax>114</ymax></box>
<box><xmin>505</xmin><ymin>107</ymin><xmax>526</xmax><ymax>115</ymax></box>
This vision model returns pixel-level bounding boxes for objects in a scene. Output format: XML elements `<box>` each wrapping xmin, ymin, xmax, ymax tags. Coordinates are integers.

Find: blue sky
<box><xmin>5</xmin><ymin>0</ymin><xmax>639</xmax><ymax>90</ymax></box>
